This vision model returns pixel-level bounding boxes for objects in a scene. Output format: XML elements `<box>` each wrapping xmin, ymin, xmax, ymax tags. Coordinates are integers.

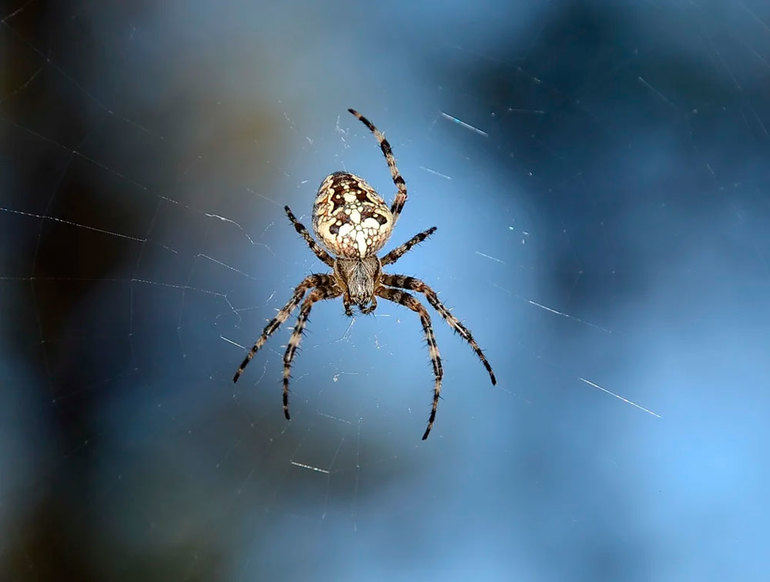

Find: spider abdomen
<box><xmin>312</xmin><ymin>172</ymin><xmax>393</xmax><ymax>259</ymax></box>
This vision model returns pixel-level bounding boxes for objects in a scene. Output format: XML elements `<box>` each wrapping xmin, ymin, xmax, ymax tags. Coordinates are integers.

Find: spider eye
<box><xmin>312</xmin><ymin>172</ymin><xmax>393</xmax><ymax>259</ymax></box>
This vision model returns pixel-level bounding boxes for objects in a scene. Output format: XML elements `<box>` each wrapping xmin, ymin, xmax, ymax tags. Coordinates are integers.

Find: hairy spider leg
<box><xmin>284</xmin><ymin>205</ymin><xmax>334</xmax><ymax>267</ymax></box>
<box><xmin>380</xmin><ymin>227</ymin><xmax>437</xmax><ymax>266</ymax></box>
<box><xmin>376</xmin><ymin>287</ymin><xmax>443</xmax><ymax>440</ymax></box>
<box><xmin>233</xmin><ymin>274</ymin><xmax>335</xmax><ymax>383</ymax></box>
<box><xmin>348</xmin><ymin>108</ymin><xmax>408</xmax><ymax>226</ymax></box>
<box><xmin>282</xmin><ymin>285</ymin><xmax>341</xmax><ymax>419</ymax></box>
<box><xmin>383</xmin><ymin>274</ymin><xmax>496</xmax><ymax>385</ymax></box>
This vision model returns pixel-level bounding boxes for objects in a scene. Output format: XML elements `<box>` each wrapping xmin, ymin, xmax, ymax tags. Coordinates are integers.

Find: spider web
<box><xmin>3</xmin><ymin>1</ymin><xmax>770</xmax><ymax>580</ymax></box>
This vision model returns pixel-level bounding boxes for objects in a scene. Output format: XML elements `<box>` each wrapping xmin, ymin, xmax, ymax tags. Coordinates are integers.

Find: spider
<box><xmin>233</xmin><ymin>108</ymin><xmax>496</xmax><ymax>439</ymax></box>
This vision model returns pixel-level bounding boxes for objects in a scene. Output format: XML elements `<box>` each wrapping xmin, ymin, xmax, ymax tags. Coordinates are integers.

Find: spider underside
<box><xmin>233</xmin><ymin>108</ymin><xmax>496</xmax><ymax>440</ymax></box>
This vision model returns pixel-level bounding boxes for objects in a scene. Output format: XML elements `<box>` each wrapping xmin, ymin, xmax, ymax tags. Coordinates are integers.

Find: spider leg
<box><xmin>382</xmin><ymin>274</ymin><xmax>496</xmax><ymax>386</ymax></box>
<box><xmin>381</xmin><ymin>227</ymin><xmax>437</xmax><ymax>266</ymax></box>
<box><xmin>284</xmin><ymin>206</ymin><xmax>334</xmax><ymax>267</ymax></box>
<box><xmin>377</xmin><ymin>287</ymin><xmax>443</xmax><ymax>440</ymax></box>
<box><xmin>348</xmin><ymin>108</ymin><xmax>408</xmax><ymax>225</ymax></box>
<box><xmin>282</xmin><ymin>285</ymin><xmax>341</xmax><ymax>419</ymax></box>
<box><xmin>233</xmin><ymin>274</ymin><xmax>334</xmax><ymax>383</ymax></box>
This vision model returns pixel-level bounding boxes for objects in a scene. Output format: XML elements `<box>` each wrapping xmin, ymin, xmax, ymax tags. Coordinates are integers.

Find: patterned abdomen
<box><xmin>312</xmin><ymin>172</ymin><xmax>394</xmax><ymax>259</ymax></box>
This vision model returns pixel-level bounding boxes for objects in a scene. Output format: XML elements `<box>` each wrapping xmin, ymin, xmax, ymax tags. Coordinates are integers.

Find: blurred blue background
<box><xmin>2</xmin><ymin>1</ymin><xmax>769</xmax><ymax>580</ymax></box>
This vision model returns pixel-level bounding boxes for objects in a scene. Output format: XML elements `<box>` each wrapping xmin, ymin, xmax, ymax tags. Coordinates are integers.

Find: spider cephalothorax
<box><xmin>233</xmin><ymin>109</ymin><xmax>496</xmax><ymax>439</ymax></box>
<box><xmin>333</xmin><ymin>256</ymin><xmax>382</xmax><ymax>314</ymax></box>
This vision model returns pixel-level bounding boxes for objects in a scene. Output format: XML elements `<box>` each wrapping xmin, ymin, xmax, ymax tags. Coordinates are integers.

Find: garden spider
<box><xmin>233</xmin><ymin>108</ymin><xmax>496</xmax><ymax>439</ymax></box>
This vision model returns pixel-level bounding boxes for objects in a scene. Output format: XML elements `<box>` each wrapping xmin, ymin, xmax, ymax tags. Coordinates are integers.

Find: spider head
<box><xmin>334</xmin><ymin>257</ymin><xmax>381</xmax><ymax>314</ymax></box>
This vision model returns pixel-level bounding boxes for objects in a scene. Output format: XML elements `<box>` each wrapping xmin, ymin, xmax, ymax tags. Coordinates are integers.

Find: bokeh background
<box><xmin>2</xmin><ymin>1</ymin><xmax>769</xmax><ymax>580</ymax></box>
